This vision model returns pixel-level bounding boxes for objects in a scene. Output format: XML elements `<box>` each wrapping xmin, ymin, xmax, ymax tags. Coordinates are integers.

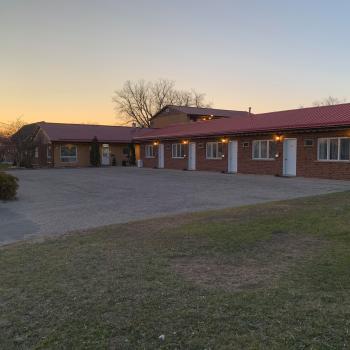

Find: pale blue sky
<box><xmin>1</xmin><ymin>0</ymin><xmax>349</xmax><ymax>124</ymax></box>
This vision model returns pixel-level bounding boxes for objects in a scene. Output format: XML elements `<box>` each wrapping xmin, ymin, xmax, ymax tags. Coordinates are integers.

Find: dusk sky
<box><xmin>1</xmin><ymin>0</ymin><xmax>349</xmax><ymax>125</ymax></box>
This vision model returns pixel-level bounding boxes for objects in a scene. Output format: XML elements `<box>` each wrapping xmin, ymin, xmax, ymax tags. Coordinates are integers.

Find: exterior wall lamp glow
<box><xmin>275</xmin><ymin>135</ymin><xmax>283</xmax><ymax>142</ymax></box>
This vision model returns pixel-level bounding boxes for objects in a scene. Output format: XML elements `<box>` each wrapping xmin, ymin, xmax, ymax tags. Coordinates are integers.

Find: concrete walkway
<box><xmin>1</xmin><ymin>167</ymin><xmax>350</xmax><ymax>245</ymax></box>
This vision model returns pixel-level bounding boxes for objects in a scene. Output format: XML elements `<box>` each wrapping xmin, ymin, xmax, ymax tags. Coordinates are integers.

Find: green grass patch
<box><xmin>0</xmin><ymin>163</ymin><xmax>11</xmax><ymax>170</ymax></box>
<box><xmin>1</xmin><ymin>192</ymin><xmax>350</xmax><ymax>349</ymax></box>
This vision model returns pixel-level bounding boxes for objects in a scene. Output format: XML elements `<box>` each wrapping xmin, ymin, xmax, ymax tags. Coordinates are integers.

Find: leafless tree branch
<box><xmin>312</xmin><ymin>96</ymin><xmax>347</xmax><ymax>107</ymax></box>
<box><xmin>113</xmin><ymin>79</ymin><xmax>211</xmax><ymax>127</ymax></box>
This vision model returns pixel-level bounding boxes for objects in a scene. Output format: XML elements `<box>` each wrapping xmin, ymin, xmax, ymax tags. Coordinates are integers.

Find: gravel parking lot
<box><xmin>1</xmin><ymin>167</ymin><xmax>350</xmax><ymax>245</ymax></box>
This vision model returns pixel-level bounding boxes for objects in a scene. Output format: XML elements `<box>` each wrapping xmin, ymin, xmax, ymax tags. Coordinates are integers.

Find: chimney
<box><xmin>248</xmin><ymin>107</ymin><xmax>252</xmax><ymax>117</ymax></box>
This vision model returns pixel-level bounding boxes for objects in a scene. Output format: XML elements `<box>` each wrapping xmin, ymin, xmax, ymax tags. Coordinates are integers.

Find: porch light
<box><xmin>182</xmin><ymin>140</ymin><xmax>189</xmax><ymax>144</ymax></box>
<box><xmin>275</xmin><ymin>135</ymin><xmax>283</xmax><ymax>142</ymax></box>
<box><xmin>221</xmin><ymin>138</ymin><xmax>229</xmax><ymax>143</ymax></box>
<box><xmin>153</xmin><ymin>141</ymin><xmax>159</xmax><ymax>146</ymax></box>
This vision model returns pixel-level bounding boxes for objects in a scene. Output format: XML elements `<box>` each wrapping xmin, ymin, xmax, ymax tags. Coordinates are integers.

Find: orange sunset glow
<box><xmin>1</xmin><ymin>1</ymin><xmax>349</xmax><ymax>126</ymax></box>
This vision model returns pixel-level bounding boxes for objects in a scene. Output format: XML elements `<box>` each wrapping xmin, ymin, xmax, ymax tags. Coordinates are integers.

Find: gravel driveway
<box><xmin>1</xmin><ymin>167</ymin><xmax>350</xmax><ymax>245</ymax></box>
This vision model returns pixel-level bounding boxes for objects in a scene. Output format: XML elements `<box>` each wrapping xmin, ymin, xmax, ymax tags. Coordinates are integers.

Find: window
<box><xmin>60</xmin><ymin>145</ymin><xmax>77</xmax><ymax>162</ymax></box>
<box><xmin>304</xmin><ymin>139</ymin><xmax>314</xmax><ymax>147</ymax></box>
<box><xmin>340</xmin><ymin>138</ymin><xmax>350</xmax><ymax>160</ymax></box>
<box><xmin>123</xmin><ymin>146</ymin><xmax>129</xmax><ymax>155</ymax></box>
<box><xmin>172</xmin><ymin>143</ymin><xmax>185</xmax><ymax>158</ymax></box>
<box><xmin>206</xmin><ymin>142</ymin><xmax>223</xmax><ymax>159</ymax></box>
<box><xmin>145</xmin><ymin>145</ymin><xmax>155</xmax><ymax>158</ymax></box>
<box><xmin>242</xmin><ymin>141</ymin><xmax>249</xmax><ymax>148</ymax></box>
<box><xmin>34</xmin><ymin>147</ymin><xmax>39</xmax><ymax>158</ymax></box>
<box><xmin>252</xmin><ymin>140</ymin><xmax>276</xmax><ymax>160</ymax></box>
<box><xmin>318</xmin><ymin>137</ymin><xmax>350</xmax><ymax>161</ymax></box>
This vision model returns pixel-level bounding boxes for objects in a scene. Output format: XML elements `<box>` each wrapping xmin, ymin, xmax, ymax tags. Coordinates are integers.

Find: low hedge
<box><xmin>0</xmin><ymin>172</ymin><xmax>19</xmax><ymax>200</ymax></box>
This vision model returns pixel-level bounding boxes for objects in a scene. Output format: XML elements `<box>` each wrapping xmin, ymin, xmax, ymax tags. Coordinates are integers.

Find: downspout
<box><xmin>52</xmin><ymin>142</ymin><xmax>55</xmax><ymax>167</ymax></box>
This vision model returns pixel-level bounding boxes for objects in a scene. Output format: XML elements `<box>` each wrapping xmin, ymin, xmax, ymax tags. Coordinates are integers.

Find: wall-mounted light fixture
<box><xmin>221</xmin><ymin>138</ymin><xmax>229</xmax><ymax>143</ymax></box>
<box><xmin>182</xmin><ymin>140</ymin><xmax>189</xmax><ymax>145</ymax></box>
<box><xmin>275</xmin><ymin>135</ymin><xmax>283</xmax><ymax>142</ymax></box>
<box><xmin>153</xmin><ymin>141</ymin><xmax>159</xmax><ymax>146</ymax></box>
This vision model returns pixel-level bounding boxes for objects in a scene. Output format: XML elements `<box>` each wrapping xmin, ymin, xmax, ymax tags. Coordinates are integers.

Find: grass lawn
<box><xmin>0</xmin><ymin>163</ymin><xmax>11</xmax><ymax>170</ymax></box>
<box><xmin>1</xmin><ymin>192</ymin><xmax>350</xmax><ymax>349</ymax></box>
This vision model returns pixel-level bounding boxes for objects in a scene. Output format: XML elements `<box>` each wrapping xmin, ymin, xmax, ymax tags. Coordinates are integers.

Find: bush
<box><xmin>0</xmin><ymin>172</ymin><xmax>19</xmax><ymax>200</ymax></box>
<box><xmin>90</xmin><ymin>136</ymin><xmax>101</xmax><ymax>167</ymax></box>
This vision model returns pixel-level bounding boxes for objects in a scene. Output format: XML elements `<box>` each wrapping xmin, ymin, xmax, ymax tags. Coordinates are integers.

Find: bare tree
<box><xmin>0</xmin><ymin>117</ymin><xmax>40</xmax><ymax>168</ymax></box>
<box><xmin>113</xmin><ymin>79</ymin><xmax>211</xmax><ymax>127</ymax></box>
<box><xmin>0</xmin><ymin>117</ymin><xmax>27</xmax><ymax>138</ymax></box>
<box><xmin>313</xmin><ymin>96</ymin><xmax>347</xmax><ymax>107</ymax></box>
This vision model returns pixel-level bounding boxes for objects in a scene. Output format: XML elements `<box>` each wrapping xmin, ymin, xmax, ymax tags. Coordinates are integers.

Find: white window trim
<box><xmin>34</xmin><ymin>147</ymin><xmax>39</xmax><ymax>159</ymax></box>
<box><xmin>145</xmin><ymin>145</ymin><xmax>155</xmax><ymax>158</ymax></box>
<box><xmin>252</xmin><ymin>140</ymin><xmax>276</xmax><ymax>160</ymax></box>
<box><xmin>172</xmin><ymin>143</ymin><xmax>185</xmax><ymax>159</ymax></box>
<box><xmin>60</xmin><ymin>144</ymin><xmax>78</xmax><ymax>163</ymax></box>
<box><xmin>317</xmin><ymin>137</ymin><xmax>350</xmax><ymax>162</ymax></box>
<box><xmin>206</xmin><ymin>142</ymin><xmax>223</xmax><ymax>160</ymax></box>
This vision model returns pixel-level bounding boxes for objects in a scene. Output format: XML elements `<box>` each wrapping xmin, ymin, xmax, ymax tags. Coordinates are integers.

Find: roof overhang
<box><xmin>133</xmin><ymin>124</ymin><xmax>350</xmax><ymax>142</ymax></box>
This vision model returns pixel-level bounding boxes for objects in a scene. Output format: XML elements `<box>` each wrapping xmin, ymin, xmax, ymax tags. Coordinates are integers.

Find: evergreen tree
<box><xmin>129</xmin><ymin>143</ymin><xmax>136</xmax><ymax>165</ymax></box>
<box><xmin>90</xmin><ymin>137</ymin><xmax>101</xmax><ymax>166</ymax></box>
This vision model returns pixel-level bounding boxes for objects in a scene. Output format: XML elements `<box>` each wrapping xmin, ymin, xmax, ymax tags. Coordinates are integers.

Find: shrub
<box><xmin>129</xmin><ymin>143</ymin><xmax>136</xmax><ymax>165</ymax></box>
<box><xmin>90</xmin><ymin>136</ymin><xmax>101</xmax><ymax>167</ymax></box>
<box><xmin>0</xmin><ymin>172</ymin><xmax>19</xmax><ymax>200</ymax></box>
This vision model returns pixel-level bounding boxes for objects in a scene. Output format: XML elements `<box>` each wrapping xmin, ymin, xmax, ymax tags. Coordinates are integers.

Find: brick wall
<box><xmin>150</xmin><ymin>112</ymin><xmax>188</xmax><ymax>128</ymax></box>
<box><xmin>296</xmin><ymin>131</ymin><xmax>350</xmax><ymax>180</ymax></box>
<box><xmin>109</xmin><ymin>144</ymin><xmax>129</xmax><ymax>165</ymax></box>
<box><xmin>139</xmin><ymin>129</ymin><xmax>350</xmax><ymax>180</ymax></box>
<box><xmin>53</xmin><ymin>143</ymin><xmax>90</xmax><ymax>167</ymax></box>
<box><xmin>237</xmin><ymin>136</ymin><xmax>282</xmax><ymax>176</ymax></box>
<box><xmin>163</xmin><ymin>142</ymin><xmax>188</xmax><ymax>170</ymax></box>
<box><xmin>237</xmin><ymin>131</ymin><xmax>350</xmax><ymax>180</ymax></box>
<box><xmin>140</xmin><ymin>143</ymin><xmax>158</xmax><ymax>168</ymax></box>
<box><xmin>32</xmin><ymin>128</ymin><xmax>51</xmax><ymax>167</ymax></box>
<box><xmin>196</xmin><ymin>138</ymin><xmax>227</xmax><ymax>172</ymax></box>
<box><xmin>52</xmin><ymin>142</ymin><xmax>130</xmax><ymax>168</ymax></box>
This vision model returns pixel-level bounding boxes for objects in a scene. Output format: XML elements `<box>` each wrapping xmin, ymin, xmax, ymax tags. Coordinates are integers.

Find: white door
<box><xmin>188</xmin><ymin>142</ymin><xmax>196</xmax><ymax>170</ymax></box>
<box><xmin>283</xmin><ymin>139</ymin><xmax>297</xmax><ymax>176</ymax></box>
<box><xmin>228</xmin><ymin>140</ymin><xmax>238</xmax><ymax>173</ymax></box>
<box><xmin>101</xmin><ymin>144</ymin><xmax>110</xmax><ymax>165</ymax></box>
<box><xmin>158</xmin><ymin>143</ymin><xmax>164</xmax><ymax>168</ymax></box>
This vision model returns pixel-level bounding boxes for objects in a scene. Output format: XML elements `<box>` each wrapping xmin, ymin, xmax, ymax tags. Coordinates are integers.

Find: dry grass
<box><xmin>172</xmin><ymin>233</ymin><xmax>324</xmax><ymax>291</ymax></box>
<box><xmin>1</xmin><ymin>191</ymin><xmax>350</xmax><ymax>349</ymax></box>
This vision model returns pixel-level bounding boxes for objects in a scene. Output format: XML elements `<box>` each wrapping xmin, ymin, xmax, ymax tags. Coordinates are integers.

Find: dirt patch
<box><xmin>172</xmin><ymin>233</ymin><xmax>324</xmax><ymax>292</ymax></box>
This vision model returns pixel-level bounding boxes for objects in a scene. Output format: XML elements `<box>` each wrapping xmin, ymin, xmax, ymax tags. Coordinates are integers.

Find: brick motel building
<box><xmin>14</xmin><ymin>103</ymin><xmax>350</xmax><ymax>180</ymax></box>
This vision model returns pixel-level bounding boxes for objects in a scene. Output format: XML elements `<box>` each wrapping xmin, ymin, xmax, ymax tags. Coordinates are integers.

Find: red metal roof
<box><xmin>38</xmin><ymin>122</ymin><xmax>139</xmax><ymax>143</ymax></box>
<box><xmin>134</xmin><ymin>103</ymin><xmax>350</xmax><ymax>140</ymax></box>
